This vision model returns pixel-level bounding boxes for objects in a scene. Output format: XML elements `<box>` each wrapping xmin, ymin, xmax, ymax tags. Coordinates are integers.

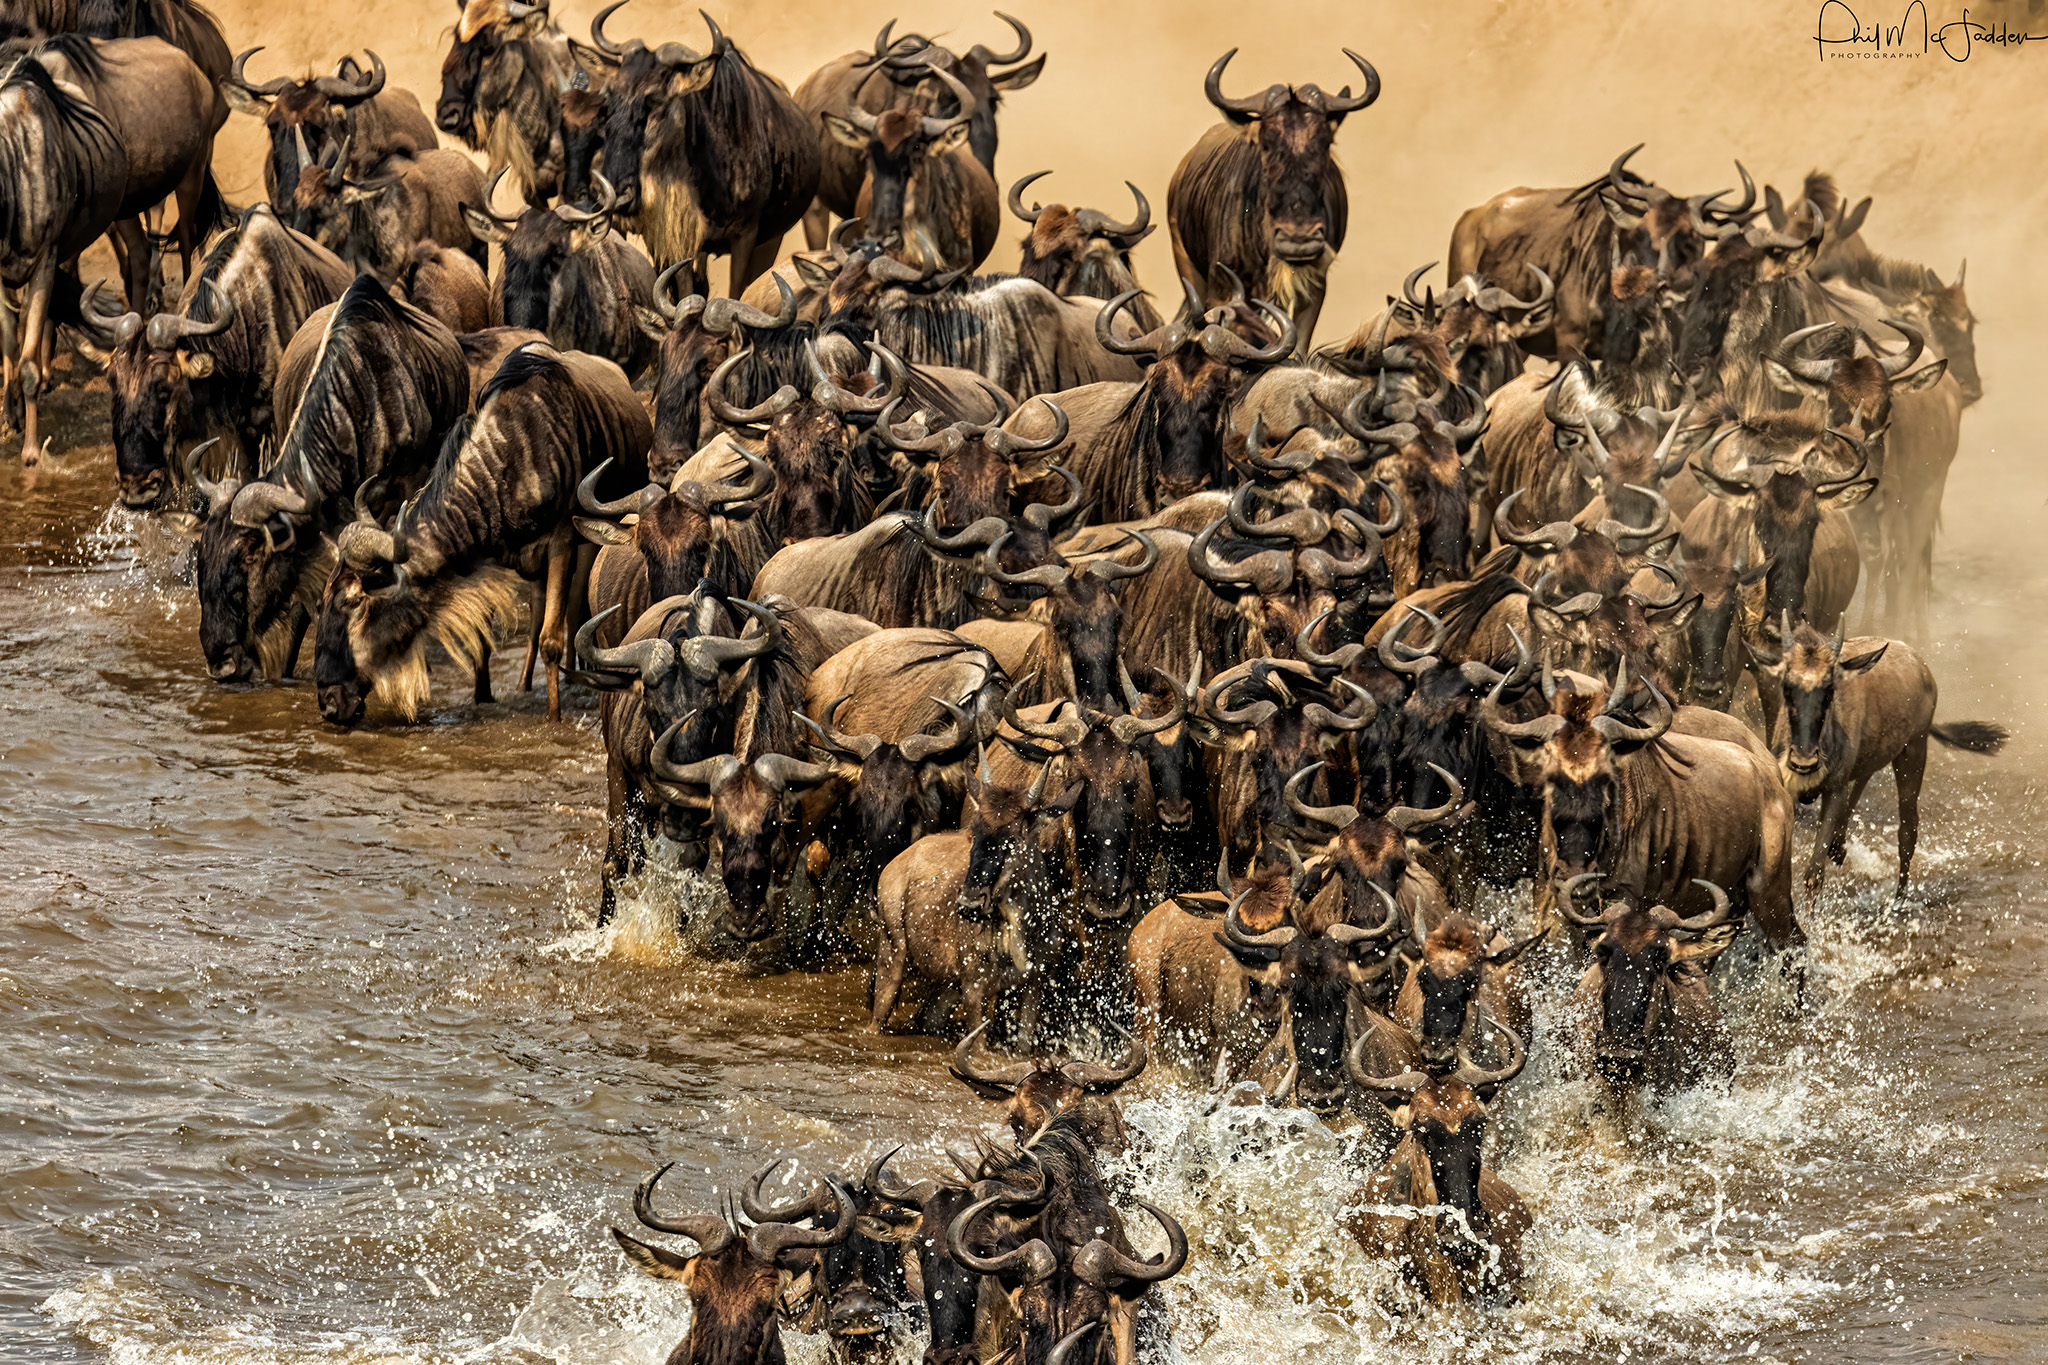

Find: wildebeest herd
<box><xmin>3</xmin><ymin>0</ymin><xmax>2012</xmax><ymax>1355</ymax></box>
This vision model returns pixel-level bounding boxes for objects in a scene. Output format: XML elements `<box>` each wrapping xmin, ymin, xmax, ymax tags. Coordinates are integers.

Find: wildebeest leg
<box><xmin>1292</xmin><ymin>290</ymin><xmax>1326</xmax><ymax>359</ymax></box>
<box><xmin>869</xmin><ymin>930</ymin><xmax>907</xmax><ymax>1032</ymax></box>
<box><xmin>1806</xmin><ymin>783</ymin><xmax>1858</xmax><ymax>900</ymax></box>
<box><xmin>539</xmin><ymin>529</ymin><xmax>575</xmax><ymax>721</ymax></box>
<box><xmin>280</xmin><ymin>606</ymin><xmax>312</xmax><ymax>680</ymax></box>
<box><xmin>801</xmin><ymin>202</ymin><xmax>830</xmax><ymax>252</ymax></box>
<box><xmin>726</xmin><ymin>224</ymin><xmax>765</xmax><ymax>298</ymax></box>
<box><xmin>1892</xmin><ymin>733</ymin><xmax>1929</xmax><ymax>896</ymax></box>
<box><xmin>473</xmin><ymin>641</ymin><xmax>495</xmax><ymax>705</ymax></box>
<box><xmin>16</xmin><ymin>257</ymin><xmax>56</xmax><ymax>464</ymax></box>
<box><xmin>110</xmin><ymin>219</ymin><xmax>151</xmax><ymax>316</ymax></box>
<box><xmin>518</xmin><ymin>580</ymin><xmax>542</xmax><ymax>691</ymax></box>
<box><xmin>600</xmin><ymin>754</ymin><xmax>635</xmax><ymax>927</ymax></box>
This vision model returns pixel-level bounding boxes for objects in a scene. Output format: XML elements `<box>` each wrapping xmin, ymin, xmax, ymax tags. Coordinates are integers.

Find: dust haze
<box><xmin>207</xmin><ymin>0</ymin><xmax>2047</xmax><ymax>724</ymax></box>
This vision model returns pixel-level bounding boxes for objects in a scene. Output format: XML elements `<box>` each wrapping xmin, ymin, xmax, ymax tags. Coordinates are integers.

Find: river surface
<box><xmin>3</xmin><ymin>375</ymin><xmax>2044</xmax><ymax>1365</ymax></box>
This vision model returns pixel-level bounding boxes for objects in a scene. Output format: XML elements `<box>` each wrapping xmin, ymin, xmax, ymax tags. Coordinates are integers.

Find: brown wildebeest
<box><xmin>1447</xmin><ymin>144</ymin><xmax>1753</xmax><ymax>368</ymax></box>
<box><xmin>613</xmin><ymin>1162</ymin><xmax>853</xmax><ymax>1365</ymax></box>
<box><xmin>223</xmin><ymin>48</ymin><xmax>433</xmax><ymax>204</ymax></box>
<box><xmin>1166</xmin><ymin>47</ymin><xmax>1379</xmax><ymax>352</ymax></box>
<box><xmin>1388</xmin><ymin>905</ymin><xmax>1544</xmax><ymax>1074</ymax></box>
<box><xmin>1479</xmin><ymin>661</ymin><xmax>1803</xmax><ymax>949</ymax></box>
<box><xmin>822</xmin><ymin>57</ymin><xmax>998</xmax><ymax>273</ymax></box>
<box><xmin>580</xmin><ymin>6</ymin><xmax>821</xmax><ymax>296</ymax></box>
<box><xmin>794</xmin><ymin>16</ymin><xmax>1044</xmax><ymax>247</ymax></box>
<box><xmin>948</xmin><ymin>1019</ymin><xmax>1145</xmax><ymax>1149</ymax></box>
<box><xmin>1560</xmin><ymin>873</ymin><xmax>1735</xmax><ymax>1094</ymax></box>
<box><xmin>1007</xmin><ymin>171</ymin><xmax>1158</xmax><ymax>325</ymax></box>
<box><xmin>1760</xmin><ymin>616</ymin><xmax>2007</xmax><ymax>900</ymax></box>
<box><xmin>1343</xmin><ymin>1020</ymin><xmax>1531</xmax><ymax>1305</ymax></box>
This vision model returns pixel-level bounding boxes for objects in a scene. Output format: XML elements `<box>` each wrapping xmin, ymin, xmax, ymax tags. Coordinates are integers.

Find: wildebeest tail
<box><xmin>1930</xmin><ymin>720</ymin><xmax>2009</xmax><ymax>755</ymax></box>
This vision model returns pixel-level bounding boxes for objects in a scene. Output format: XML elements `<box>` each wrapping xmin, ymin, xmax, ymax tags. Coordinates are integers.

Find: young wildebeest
<box><xmin>1560</xmin><ymin>873</ymin><xmax>1735</xmax><ymax>1096</ymax></box>
<box><xmin>462</xmin><ymin>170</ymin><xmax>659</xmax><ymax>379</ymax></box>
<box><xmin>1343</xmin><ymin>1021</ymin><xmax>1531</xmax><ymax>1306</ymax></box>
<box><xmin>612</xmin><ymin>1162</ymin><xmax>854</xmax><ymax>1365</ymax></box>
<box><xmin>313</xmin><ymin>343</ymin><xmax>652</xmax><ymax>726</ymax></box>
<box><xmin>1761</xmin><ymin>615</ymin><xmax>2007</xmax><ymax>900</ymax></box>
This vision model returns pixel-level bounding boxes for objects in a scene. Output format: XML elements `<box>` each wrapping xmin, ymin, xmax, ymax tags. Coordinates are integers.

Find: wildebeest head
<box><xmin>463</xmin><ymin>169</ymin><xmax>622</xmax><ymax>332</ymax></box>
<box><xmin>1096</xmin><ymin>274</ymin><xmax>1297</xmax><ymax>503</ymax></box>
<box><xmin>1924</xmin><ymin>261</ymin><xmax>1979</xmax><ymax>404</ymax></box>
<box><xmin>194</xmin><ymin>466</ymin><xmax>313</xmax><ymax>682</ymax></box>
<box><xmin>1335</xmin><ymin>385</ymin><xmax>1483</xmax><ymax>591</ymax></box>
<box><xmin>1763</xmin><ymin>613</ymin><xmax>1889</xmax><ymax>797</ymax></box>
<box><xmin>76</xmin><ymin>280</ymin><xmax>233</xmax><ymax>509</ymax></box>
<box><xmin>1000</xmin><ymin>672</ymin><xmax>1184</xmax><ymax>924</ymax></box>
<box><xmin>1764</xmin><ymin>318</ymin><xmax>1949</xmax><ymax>472</ymax></box>
<box><xmin>1674</xmin><ymin>199</ymin><xmax>1824</xmax><ymax>390</ymax></box>
<box><xmin>635</xmin><ymin>265</ymin><xmax>799</xmax><ymax>463</ymax></box>
<box><xmin>1676</xmin><ymin>544</ymin><xmax>1771</xmax><ymax>711</ymax></box>
<box><xmin>647</xmin><ymin>746</ymin><xmax>838</xmax><ymax>939</ymax></box>
<box><xmin>946</xmin><ymin>1115</ymin><xmax>1186</xmax><ymax>1365</ymax></box>
<box><xmin>575</xmin><ymin>449</ymin><xmax>775</xmax><ymax>599</ymax></box>
<box><xmin>949</xmin><ymin>1019</ymin><xmax>1147</xmax><ymax>1149</ymax></box>
<box><xmin>956</xmin><ymin>748</ymin><xmax>1083</xmax><ymax>988</ymax></box>
<box><xmin>1376</xmin><ymin>262</ymin><xmax>1553</xmax><ymax>398</ymax></box>
<box><xmin>1542</xmin><ymin>362</ymin><xmax>1697</xmax><ymax>520</ymax></box>
<box><xmin>824</xmin><ymin>58</ymin><xmax>978</xmax><ymax>265</ymax></box>
<box><xmin>1196</xmin><ymin>657</ymin><xmax>1378</xmax><ymax>842</ymax></box>
<box><xmin>1213</xmin><ymin>881</ymin><xmax>1399</xmax><ymax>1112</ymax></box>
<box><xmin>1560</xmin><ymin>872</ymin><xmax>1733</xmax><ymax>1087</ymax></box>
<box><xmin>739</xmin><ymin>1154</ymin><xmax>925</xmax><ymax>1353</ymax></box>
<box><xmin>980</xmin><ymin>528</ymin><xmax>1159</xmax><ymax>710</ymax></box>
<box><xmin>1188</xmin><ymin>483</ymin><xmax>1389</xmax><ymax>658</ymax></box>
<box><xmin>1370</xmin><ymin>606</ymin><xmax>1531</xmax><ymax>813</ymax></box>
<box><xmin>862</xmin><ymin>14</ymin><xmax>1044</xmax><ymax>172</ymax></box>
<box><xmin>1396</xmin><ymin>905</ymin><xmax>1545</xmax><ymax>1072</ymax></box>
<box><xmin>613</xmin><ymin>1161</ymin><xmax>854</xmax><ymax>1365</ymax></box>
<box><xmin>223</xmin><ymin>47</ymin><xmax>386</xmax><ymax>197</ymax></box>
<box><xmin>1202</xmin><ymin>47</ymin><xmax>1379</xmax><ymax>268</ymax></box>
<box><xmin>1481</xmin><ymin>660</ymin><xmax>1673</xmax><ymax>883</ymax></box>
<box><xmin>1009</xmin><ymin>171</ymin><xmax>1155</xmax><ymax>311</ymax></box>
<box><xmin>881</xmin><ymin>398</ymin><xmax>1069</xmax><ymax>531</ymax></box>
<box><xmin>579</xmin><ymin>595</ymin><xmax>778</xmax><ymax>770</ymax></box>
<box><xmin>584</xmin><ymin>4</ymin><xmax>737</xmax><ymax>219</ymax></box>
<box><xmin>801</xmin><ymin>690</ymin><xmax>981</xmax><ymax>868</ymax></box>
<box><xmin>1690</xmin><ymin>415</ymin><xmax>1876</xmax><ymax>622</ymax></box>
<box><xmin>1348</xmin><ymin>1022</ymin><xmax>1526</xmax><ymax>1285</ymax></box>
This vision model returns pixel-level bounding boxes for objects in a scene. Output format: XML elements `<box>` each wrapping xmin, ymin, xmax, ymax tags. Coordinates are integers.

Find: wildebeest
<box><xmin>313</xmin><ymin>343</ymin><xmax>652</xmax><ymax>726</ymax></box>
<box><xmin>436</xmin><ymin>0</ymin><xmax>575</xmax><ymax>207</ymax></box>
<box><xmin>613</xmin><ymin>1161</ymin><xmax>854</xmax><ymax>1365</ymax></box>
<box><xmin>1166</xmin><ymin>48</ymin><xmax>1378</xmax><ymax>351</ymax></box>
<box><xmin>822</xmin><ymin>56</ymin><xmax>997</xmax><ymax>273</ymax></box>
<box><xmin>794</xmin><ymin>15</ymin><xmax>1043</xmax><ymax>246</ymax></box>
<box><xmin>1007</xmin><ymin>171</ymin><xmax>1158</xmax><ymax>326</ymax></box>
<box><xmin>463</xmin><ymin>172</ymin><xmax>657</xmax><ymax>378</ymax></box>
<box><xmin>1480</xmin><ymin>663</ymin><xmax>1803</xmax><ymax>948</ymax></box>
<box><xmin>1560</xmin><ymin>873</ymin><xmax>1735</xmax><ymax>1093</ymax></box>
<box><xmin>1344</xmin><ymin>1022</ymin><xmax>1531</xmax><ymax>1305</ymax></box>
<box><xmin>392</xmin><ymin>239</ymin><xmax>492</xmax><ymax>333</ymax></box>
<box><xmin>1447</xmin><ymin>144</ymin><xmax>1753</xmax><ymax>366</ymax></box>
<box><xmin>949</xmin><ymin>1019</ymin><xmax>1146</xmax><ymax>1147</ymax></box>
<box><xmin>223</xmin><ymin>48</ymin><xmax>436</xmax><ymax>203</ymax></box>
<box><xmin>1760</xmin><ymin>616</ymin><xmax>2006</xmax><ymax>900</ymax></box>
<box><xmin>192</xmin><ymin>275</ymin><xmax>470</xmax><ymax>684</ymax></box>
<box><xmin>77</xmin><ymin>203</ymin><xmax>352</xmax><ymax>509</ymax></box>
<box><xmin>580</xmin><ymin>4</ymin><xmax>821</xmax><ymax>295</ymax></box>
<box><xmin>289</xmin><ymin>134</ymin><xmax>487</xmax><ymax>282</ymax></box>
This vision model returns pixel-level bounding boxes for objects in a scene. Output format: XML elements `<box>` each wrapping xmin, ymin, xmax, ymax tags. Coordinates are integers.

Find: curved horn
<box><xmin>1330</xmin><ymin>883</ymin><xmax>1403</xmax><ymax>945</ymax></box>
<box><xmin>980</xmin><ymin>11</ymin><xmax>1033</xmax><ymax>65</ymax></box>
<box><xmin>946</xmin><ymin>1195</ymin><xmax>1057</xmax><ymax>1281</ymax></box>
<box><xmin>228</xmin><ymin>480</ymin><xmax>310</xmax><ymax>530</ymax></box>
<box><xmin>1648</xmin><ymin>398</ymin><xmax>1698</xmax><ymax>480</ymax></box>
<box><xmin>1558</xmin><ymin>871</ymin><xmax>1610</xmax><ymax>928</ymax></box>
<box><xmin>1186</xmin><ymin>516</ymin><xmax>1293</xmax><ymax>595</ymax></box>
<box><xmin>590</xmin><ymin>0</ymin><xmax>634</xmax><ymax>56</ymax></box>
<box><xmin>226</xmin><ymin>46</ymin><xmax>295</xmax><ymax>98</ymax></box>
<box><xmin>987</xmin><ymin>400</ymin><xmax>1068</xmax><ymax>457</ymax></box>
<box><xmin>1210</xmin><ymin>294</ymin><xmax>1295</xmax><ymax>364</ymax></box>
<box><xmin>1605</xmin><ymin>142</ymin><xmax>1649</xmax><ymax>206</ymax></box>
<box><xmin>1321</xmin><ymin>48</ymin><xmax>1381</xmax><ymax>114</ymax></box>
<box><xmin>1588</xmin><ymin>667</ymin><xmax>1673</xmax><ymax>746</ymax></box>
<box><xmin>1770</xmin><ymin>321</ymin><xmax>1841</xmax><ymax>386</ymax></box>
<box><xmin>701</xmin><ymin>451</ymin><xmax>776</xmax><ymax>514</ymax></box>
<box><xmin>865</xmin><ymin>1145</ymin><xmax>939</xmax><ymax>1208</ymax></box>
<box><xmin>739</xmin><ymin>1157</ymin><xmax>825</xmax><ymax>1225</ymax></box>
<box><xmin>556</xmin><ymin>171</ymin><xmax>618</xmax><ymax>225</ymax></box>
<box><xmin>1071</xmin><ymin>1198</ymin><xmax>1188</xmax><ymax>1288</ymax></box>
<box><xmin>1492</xmin><ymin>489</ymin><xmax>1579</xmax><ymax>553</ymax></box>
<box><xmin>577</xmin><ymin>457</ymin><xmax>658</xmax><ymax>519</ymax></box>
<box><xmin>633</xmin><ymin>1163</ymin><xmax>733</xmax><ymax>1251</ymax></box>
<box><xmin>1480</xmin><ymin>671</ymin><xmax>1567</xmax><ymax>745</ymax></box>
<box><xmin>1094</xmin><ymin>288</ymin><xmax>1160</xmax><ymax>357</ymax></box>
<box><xmin>1385</xmin><ymin>764</ymin><xmax>1464</xmax><ymax>833</ymax></box>
<box><xmin>1224</xmin><ymin>481</ymin><xmax>1330</xmax><ymax>546</ymax></box>
<box><xmin>1673</xmin><ymin>877</ymin><xmax>1733</xmax><ymax>934</ymax></box>
<box><xmin>1107</xmin><ymin>659</ymin><xmax>1186</xmax><ymax>742</ymax></box>
<box><xmin>1346</xmin><ymin>1029</ymin><xmax>1429</xmax><ymax>1096</ymax></box>
<box><xmin>1006</xmin><ymin>169</ymin><xmax>1050</xmax><ymax>224</ymax></box>
<box><xmin>1283</xmin><ymin>761</ymin><xmax>1358</xmax><ymax>832</ymax></box>
<box><xmin>1202</xmin><ymin>49</ymin><xmax>1265</xmax><ymax>117</ymax></box>
<box><xmin>700</xmin><ymin>272</ymin><xmax>797</xmax><ymax>337</ymax></box>
<box><xmin>1876</xmin><ymin>318</ymin><xmax>1925</xmax><ymax>378</ymax></box>
<box><xmin>1096</xmin><ymin>180</ymin><xmax>1151</xmax><ymax>239</ymax></box>
<box><xmin>576</xmin><ymin>606</ymin><xmax>676</xmax><ymax>685</ymax></box>
<box><xmin>313</xmin><ymin>49</ymin><xmax>385</xmax><ymax>105</ymax></box>
<box><xmin>1376</xmin><ymin>605</ymin><xmax>1447</xmax><ymax>677</ymax></box>
<box><xmin>1296</xmin><ymin>607</ymin><xmax>1364</xmax><ymax>672</ymax></box>
<box><xmin>478</xmin><ymin>168</ymin><xmax>525</xmax><ymax>227</ymax></box>
<box><xmin>704</xmin><ymin>347</ymin><xmax>800</xmax><ymax>428</ymax></box>
<box><xmin>1302</xmin><ymin>678</ymin><xmax>1378</xmax><ymax>734</ymax></box>
<box><xmin>1084</xmin><ymin>529</ymin><xmax>1159</xmax><ymax>584</ymax></box>
<box><xmin>1224</xmin><ymin>897</ymin><xmax>1297</xmax><ymax>956</ymax></box>
<box><xmin>747</xmin><ymin>1178</ymin><xmax>855</xmax><ymax>1264</ymax></box>
<box><xmin>1060</xmin><ymin>1023</ymin><xmax>1148</xmax><ymax>1091</ymax></box>
<box><xmin>917</xmin><ymin>61</ymin><xmax>977</xmax><ymax>139</ymax></box>
<box><xmin>146</xmin><ymin>278</ymin><xmax>235</xmax><ymax>350</ymax></box>
<box><xmin>948</xmin><ymin>1019</ymin><xmax>1035</xmax><ymax>1095</ymax></box>
<box><xmin>1597</xmin><ymin>482</ymin><xmax>1672</xmax><ymax>552</ymax></box>
<box><xmin>1452</xmin><ymin>1019</ymin><xmax>1527</xmax><ymax>1091</ymax></box>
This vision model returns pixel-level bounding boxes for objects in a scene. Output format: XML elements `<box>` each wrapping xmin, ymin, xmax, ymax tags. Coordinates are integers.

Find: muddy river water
<box><xmin>2</xmin><ymin>369</ymin><xmax>2044</xmax><ymax>1364</ymax></box>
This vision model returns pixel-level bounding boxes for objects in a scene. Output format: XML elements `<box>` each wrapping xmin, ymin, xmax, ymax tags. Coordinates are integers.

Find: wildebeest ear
<box><xmin>1598</xmin><ymin>193</ymin><xmax>1643</xmax><ymax>232</ymax></box>
<box><xmin>175</xmin><ymin>350</ymin><xmax>214</xmax><ymax>380</ymax></box>
<box><xmin>340</xmin><ymin>184</ymin><xmax>389</xmax><ymax>206</ymax></box>
<box><xmin>669</xmin><ymin>58</ymin><xmax>717</xmax><ymax>97</ymax></box>
<box><xmin>161</xmin><ymin>510</ymin><xmax>204</xmax><ymax>539</ymax></box>
<box><xmin>1892</xmin><ymin>357</ymin><xmax>1948</xmax><ymax>394</ymax></box>
<box><xmin>1649</xmin><ymin>594</ymin><xmax>1700</xmax><ymax>631</ymax></box>
<box><xmin>1039</xmin><ymin>779</ymin><xmax>1085</xmax><ymax>817</ymax></box>
<box><xmin>820</xmin><ymin>114</ymin><xmax>869</xmax><ymax>150</ymax></box>
<box><xmin>634</xmin><ymin>306</ymin><xmax>670</xmax><ymax>342</ymax></box>
<box><xmin>570</xmin><ymin>223</ymin><xmax>612</xmax><ymax>255</ymax></box>
<box><xmin>612</xmin><ymin>1228</ymin><xmax>695</xmax><ymax>1282</ymax></box>
<box><xmin>1764</xmin><ymin>358</ymin><xmax>1821</xmax><ymax>396</ymax></box>
<box><xmin>930</xmin><ymin>122</ymin><xmax>973</xmax><ymax>156</ymax></box>
<box><xmin>573</xmin><ymin>515</ymin><xmax>635</xmax><ymax>547</ymax></box>
<box><xmin>793</xmin><ymin>255</ymin><xmax>838</xmax><ymax>287</ymax></box>
<box><xmin>1840</xmin><ymin>643</ymin><xmax>1888</xmax><ymax>673</ymax></box>
<box><xmin>989</xmin><ymin>55</ymin><xmax>1046</xmax><ymax>91</ymax></box>
<box><xmin>221</xmin><ymin>84</ymin><xmax>267</xmax><ymax>117</ymax></box>
<box><xmin>1172</xmin><ymin>893</ymin><xmax>1224</xmax><ymax>918</ymax></box>
<box><xmin>996</xmin><ymin>733</ymin><xmax>1059</xmax><ymax>764</ymax></box>
<box><xmin>568</xmin><ymin>38</ymin><xmax>619</xmax><ymax>76</ymax></box>
<box><xmin>462</xmin><ymin>206</ymin><xmax>511</xmax><ymax>245</ymax></box>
